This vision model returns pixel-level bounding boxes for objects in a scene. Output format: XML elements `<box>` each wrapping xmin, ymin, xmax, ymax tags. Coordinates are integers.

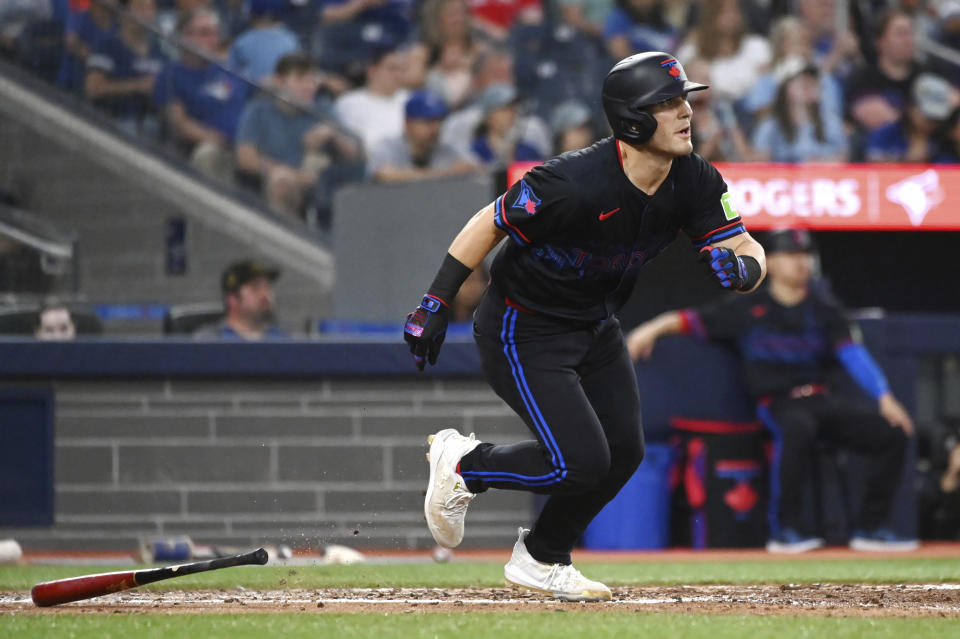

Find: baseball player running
<box><xmin>404</xmin><ymin>52</ymin><xmax>766</xmax><ymax>601</ymax></box>
<box><xmin>626</xmin><ymin>228</ymin><xmax>916</xmax><ymax>553</ymax></box>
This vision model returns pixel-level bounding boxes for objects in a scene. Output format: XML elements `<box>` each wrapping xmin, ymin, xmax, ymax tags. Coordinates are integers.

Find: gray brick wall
<box><xmin>2</xmin><ymin>377</ymin><xmax>534</xmax><ymax>553</ymax></box>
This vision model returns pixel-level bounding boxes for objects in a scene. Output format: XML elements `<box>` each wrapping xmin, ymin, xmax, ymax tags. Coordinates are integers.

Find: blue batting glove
<box><xmin>699</xmin><ymin>246</ymin><xmax>748</xmax><ymax>290</ymax></box>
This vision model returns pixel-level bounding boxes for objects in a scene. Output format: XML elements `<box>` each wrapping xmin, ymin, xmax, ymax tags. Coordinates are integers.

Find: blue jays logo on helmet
<box><xmin>660</xmin><ymin>58</ymin><xmax>682</xmax><ymax>81</ymax></box>
<box><xmin>512</xmin><ymin>180</ymin><xmax>541</xmax><ymax>216</ymax></box>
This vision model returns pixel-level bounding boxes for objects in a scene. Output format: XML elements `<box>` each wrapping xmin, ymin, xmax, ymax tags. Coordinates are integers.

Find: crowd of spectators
<box><xmin>3</xmin><ymin>0</ymin><xmax>960</xmax><ymax>227</ymax></box>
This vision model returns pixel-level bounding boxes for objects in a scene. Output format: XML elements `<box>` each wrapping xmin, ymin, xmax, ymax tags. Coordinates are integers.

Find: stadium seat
<box><xmin>0</xmin><ymin>306</ymin><xmax>41</xmax><ymax>335</ymax></box>
<box><xmin>162</xmin><ymin>302</ymin><xmax>224</xmax><ymax>335</ymax></box>
<box><xmin>0</xmin><ymin>304</ymin><xmax>102</xmax><ymax>336</ymax></box>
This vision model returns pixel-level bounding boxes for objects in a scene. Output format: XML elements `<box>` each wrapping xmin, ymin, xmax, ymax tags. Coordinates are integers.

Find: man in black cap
<box><xmin>627</xmin><ymin>227</ymin><xmax>916</xmax><ymax>553</ymax></box>
<box><xmin>403</xmin><ymin>52</ymin><xmax>766</xmax><ymax>601</ymax></box>
<box><xmin>199</xmin><ymin>260</ymin><xmax>284</xmax><ymax>340</ymax></box>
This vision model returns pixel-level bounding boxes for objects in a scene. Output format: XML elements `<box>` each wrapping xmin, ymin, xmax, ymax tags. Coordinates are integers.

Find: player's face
<box><xmin>645</xmin><ymin>94</ymin><xmax>693</xmax><ymax>157</ymax></box>
<box><xmin>767</xmin><ymin>251</ymin><xmax>814</xmax><ymax>287</ymax></box>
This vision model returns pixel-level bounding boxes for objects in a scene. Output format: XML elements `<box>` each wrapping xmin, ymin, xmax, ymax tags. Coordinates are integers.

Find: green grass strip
<box><xmin>3</xmin><ymin>558</ymin><xmax>960</xmax><ymax>592</ymax></box>
<box><xmin>2</xmin><ymin>612</ymin><xmax>958</xmax><ymax>639</ymax></box>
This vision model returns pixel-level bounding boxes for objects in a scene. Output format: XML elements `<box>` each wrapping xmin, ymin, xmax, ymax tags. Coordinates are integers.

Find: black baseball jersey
<box><xmin>490</xmin><ymin>137</ymin><xmax>745</xmax><ymax>321</ymax></box>
<box><xmin>685</xmin><ymin>286</ymin><xmax>855</xmax><ymax>398</ymax></box>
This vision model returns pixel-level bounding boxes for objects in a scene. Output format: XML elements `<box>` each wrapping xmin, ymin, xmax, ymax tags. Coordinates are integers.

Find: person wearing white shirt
<box><xmin>334</xmin><ymin>47</ymin><xmax>410</xmax><ymax>155</ymax></box>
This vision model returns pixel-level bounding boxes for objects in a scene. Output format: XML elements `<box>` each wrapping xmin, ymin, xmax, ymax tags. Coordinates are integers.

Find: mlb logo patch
<box><xmin>512</xmin><ymin>180</ymin><xmax>541</xmax><ymax>216</ymax></box>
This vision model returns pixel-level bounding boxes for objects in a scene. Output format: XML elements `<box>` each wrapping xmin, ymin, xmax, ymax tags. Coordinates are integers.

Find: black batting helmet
<box><xmin>601</xmin><ymin>52</ymin><xmax>708</xmax><ymax>144</ymax></box>
<box><xmin>762</xmin><ymin>228</ymin><xmax>816</xmax><ymax>255</ymax></box>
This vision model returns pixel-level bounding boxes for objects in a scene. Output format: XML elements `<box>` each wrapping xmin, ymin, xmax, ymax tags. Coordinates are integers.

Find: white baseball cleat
<box><xmin>504</xmin><ymin>528</ymin><xmax>612</xmax><ymax>602</ymax></box>
<box><xmin>848</xmin><ymin>528</ymin><xmax>920</xmax><ymax>552</ymax></box>
<box><xmin>765</xmin><ymin>528</ymin><xmax>825</xmax><ymax>554</ymax></box>
<box><xmin>424</xmin><ymin>428</ymin><xmax>481</xmax><ymax>549</ymax></box>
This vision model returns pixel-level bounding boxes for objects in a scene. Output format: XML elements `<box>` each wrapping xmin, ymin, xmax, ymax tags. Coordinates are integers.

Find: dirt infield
<box><xmin>3</xmin><ymin>583</ymin><xmax>960</xmax><ymax>617</ymax></box>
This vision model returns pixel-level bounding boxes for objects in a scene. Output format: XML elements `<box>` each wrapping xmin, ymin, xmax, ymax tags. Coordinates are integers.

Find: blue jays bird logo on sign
<box><xmin>512</xmin><ymin>180</ymin><xmax>541</xmax><ymax>216</ymax></box>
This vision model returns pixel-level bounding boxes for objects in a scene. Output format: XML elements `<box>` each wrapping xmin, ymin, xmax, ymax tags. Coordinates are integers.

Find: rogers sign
<box><xmin>507</xmin><ymin>161</ymin><xmax>959</xmax><ymax>231</ymax></box>
<box><xmin>715</xmin><ymin>163</ymin><xmax>957</xmax><ymax>230</ymax></box>
<box><xmin>725</xmin><ymin>177</ymin><xmax>861</xmax><ymax>219</ymax></box>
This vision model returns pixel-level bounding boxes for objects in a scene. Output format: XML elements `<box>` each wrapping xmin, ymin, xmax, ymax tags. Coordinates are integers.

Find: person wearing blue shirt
<box><xmin>58</xmin><ymin>0</ymin><xmax>116</xmax><ymax>92</ymax></box>
<box><xmin>226</xmin><ymin>0</ymin><xmax>299</xmax><ymax>83</ymax></box>
<box><xmin>195</xmin><ymin>260</ymin><xmax>287</xmax><ymax>340</ymax></box>
<box><xmin>235</xmin><ymin>53</ymin><xmax>363</xmax><ymax>226</ymax></box>
<box><xmin>469</xmin><ymin>83</ymin><xmax>542</xmax><ymax>167</ymax></box>
<box><xmin>154</xmin><ymin>7</ymin><xmax>250</xmax><ymax>180</ymax></box>
<box><xmin>863</xmin><ymin>73</ymin><xmax>954</xmax><ymax>163</ymax></box>
<box><xmin>85</xmin><ymin>0</ymin><xmax>165</xmax><ymax>132</ymax></box>
<box><xmin>750</xmin><ymin>61</ymin><xmax>848</xmax><ymax>163</ymax></box>
<box><xmin>320</xmin><ymin>0</ymin><xmax>413</xmax><ymax>43</ymax></box>
<box><xmin>603</xmin><ymin>0</ymin><xmax>678</xmax><ymax>63</ymax></box>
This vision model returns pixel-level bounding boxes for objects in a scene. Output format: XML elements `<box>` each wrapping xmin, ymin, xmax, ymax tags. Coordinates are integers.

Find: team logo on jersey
<box><xmin>660</xmin><ymin>58</ymin><xmax>682</xmax><ymax>80</ymax></box>
<box><xmin>512</xmin><ymin>180</ymin><xmax>541</xmax><ymax>216</ymax></box>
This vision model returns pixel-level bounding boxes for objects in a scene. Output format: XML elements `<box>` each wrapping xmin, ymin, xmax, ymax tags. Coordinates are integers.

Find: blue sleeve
<box><xmin>227</xmin><ymin>39</ymin><xmax>244</xmax><ymax>74</ymax></box>
<box><xmin>835</xmin><ymin>342</ymin><xmax>890</xmax><ymax>400</ymax></box>
<box><xmin>822</xmin><ymin>108</ymin><xmax>848</xmax><ymax>158</ymax></box>
<box><xmin>750</xmin><ymin>117</ymin><xmax>776</xmax><ymax>155</ymax></box>
<box><xmin>235</xmin><ymin>101</ymin><xmax>260</xmax><ymax>147</ymax></box>
<box><xmin>603</xmin><ymin>9</ymin><xmax>632</xmax><ymax>39</ymax></box>
<box><xmin>65</xmin><ymin>9</ymin><xmax>82</xmax><ymax>35</ymax></box>
<box><xmin>153</xmin><ymin>66</ymin><xmax>172</xmax><ymax>108</ymax></box>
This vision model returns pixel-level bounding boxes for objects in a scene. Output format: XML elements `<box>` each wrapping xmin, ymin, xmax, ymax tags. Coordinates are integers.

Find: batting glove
<box><xmin>404</xmin><ymin>294</ymin><xmax>450</xmax><ymax>371</ymax></box>
<box><xmin>700</xmin><ymin>246</ymin><xmax>748</xmax><ymax>290</ymax></box>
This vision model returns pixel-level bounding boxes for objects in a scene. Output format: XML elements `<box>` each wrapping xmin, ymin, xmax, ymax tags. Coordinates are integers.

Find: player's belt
<box><xmin>787</xmin><ymin>383</ymin><xmax>828</xmax><ymax>399</ymax></box>
<box><xmin>504</xmin><ymin>297</ymin><xmax>535</xmax><ymax>315</ymax></box>
<box><xmin>759</xmin><ymin>383</ymin><xmax>828</xmax><ymax>405</ymax></box>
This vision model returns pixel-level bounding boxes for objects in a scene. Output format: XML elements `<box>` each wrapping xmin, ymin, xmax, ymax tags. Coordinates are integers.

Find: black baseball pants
<box><xmin>457</xmin><ymin>293</ymin><xmax>645</xmax><ymax>565</ymax></box>
<box><xmin>756</xmin><ymin>393</ymin><xmax>909</xmax><ymax>538</ymax></box>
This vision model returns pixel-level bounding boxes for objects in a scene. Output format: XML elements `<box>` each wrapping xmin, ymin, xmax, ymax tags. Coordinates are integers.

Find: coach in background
<box><xmin>196</xmin><ymin>260</ymin><xmax>285</xmax><ymax>340</ymax></box>
<box><xmin>627</xmin><ymin>228</ymin><xmax>917</xmax><ymax>553</ymax></box>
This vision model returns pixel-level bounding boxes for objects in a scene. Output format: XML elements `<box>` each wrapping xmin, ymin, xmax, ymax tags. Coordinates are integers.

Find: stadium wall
<box><xmin>0</xmin><ymin>315</ymin><xmax>955</xmax><ymax>552</ymax></box>
<box><xmin>0</xmin><ymin>349</ymin><xmax>532</xmax><ymax>552</ymax></box>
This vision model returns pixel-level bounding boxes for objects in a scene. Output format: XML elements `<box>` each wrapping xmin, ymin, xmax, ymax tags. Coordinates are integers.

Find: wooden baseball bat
<box><xmin>31</xmin><ymin>547</ymin><xmax>268</xmax><ymax>607</ymax></box>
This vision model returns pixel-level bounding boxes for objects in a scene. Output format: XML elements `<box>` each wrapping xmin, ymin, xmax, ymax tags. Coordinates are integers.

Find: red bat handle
<box><xmin>32</xmin><ymin>571</ymin><xmax>140</xmax><ymax>607</ymax></box>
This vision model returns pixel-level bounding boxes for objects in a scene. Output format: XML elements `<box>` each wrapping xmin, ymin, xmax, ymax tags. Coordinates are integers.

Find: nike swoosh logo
<box><xmin>598</xmin><ymin>208</ymin><xmax>621</xmax><ymax>221</ymax></box>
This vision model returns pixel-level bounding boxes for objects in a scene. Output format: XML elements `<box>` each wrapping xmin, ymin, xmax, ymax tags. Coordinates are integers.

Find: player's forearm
<box><xmin>717</xmin><ymin>231</ymin><xmax>767</xmax><ymax>292</ymax></box>
<box><xmin>447</xmin><ymin>202</ymin><xmax>507</xmax><ymax>271</ymax></box>
<box><xmin>649</xmin><ymin>311</ymin><xmax>685</xmax><ymax>337</ymax></box>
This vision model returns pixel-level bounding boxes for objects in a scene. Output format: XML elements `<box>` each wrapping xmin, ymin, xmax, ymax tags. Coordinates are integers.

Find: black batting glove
<box><xmin>700</xmin><ymin>246</ymin><xmax>748</xmax><ymax>290</ymax></box>
<box><xmin>404</xmin><ymin>294</ymin><xmax>450</xmax><ymax>371</ymax></box>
